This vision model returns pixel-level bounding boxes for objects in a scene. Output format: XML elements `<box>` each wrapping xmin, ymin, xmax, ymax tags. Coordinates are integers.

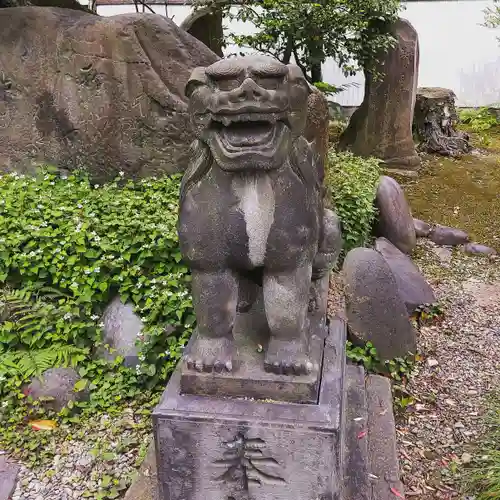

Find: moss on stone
<box><xmin>395</xmin><ymin>126</ymin><xmax>500</xmax><ymax>249</ymax></box>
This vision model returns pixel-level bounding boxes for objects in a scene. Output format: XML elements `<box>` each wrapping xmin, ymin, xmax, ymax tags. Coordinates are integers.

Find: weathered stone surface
<box><xmin>414</xmin><ymin>87</ymin><xmax>471</xmax><ymax>157</ymax></box>
<box><xmin>101</xmin><ymin>296</ymin><xmax>143</xmax><ymax>368</ymax></box>
<box><xmin>124</xmin><ymin>440</ymin><xmax>159</xmax><ymax>500</ymax></box>
<box><xmin>461</xmin><ymin>242</ymin><xmax>497</xmax><ymax>256</ymax></box>
<box><xmin>338</xmin><ymin>18</ymin><xmax>420</xmax><ymax>169</ymax></box>
<box><xmin>342</xmin><ymin>364</ymin><xmax>370</xmax><ymax>500</ymax></box>
<box><xmin>414</xmin><ymin>218</ymin><xmax>431</xmax><ymax>238</ymax></box>
<box><xmin>179</xmin><ymin>56</ymin><xmax>339</xmax><ymax>379</ymax></box>
<box><xmin>375</xmin><ymin>237</ymin><xmax>436</xmax><ymax>313</ymax></box>
<box><xmin>429</xmin><ymin>224</ymin><xmax>469</xmax><ymax>246</ymax></box>
<box><xmin>343</xmin><ymin>248</ymin><xmax>417</xmax><ymax>360</ymax></box>
<box><xmin>0</xmin><ymin>7</ymin><xmax>218</xmax><ymax>180</ymax></box>
<box><xmin>374</xmin><ymin>176</ymin><xmax>416</xmax><ymax>254</ymax></box>
<box><xmin>26</xmin><ymin>368</ymin><xmax>88</xmax><ymax>411</ymax></box>
<box><xmin>366</xmin><ymin>375</ymin><xmax>405</xmax><ymax>499</ymax></box>
<box><xmin>154</xmin><ymin>320</ymin><xmax>345</xmax><ymax>500</ymax></box>
<box><xmin>305</xmin><ymin>86</ymin><xmax>330</xmax><ymax>185</ymax></box>
<box><xmin>0</xmin><ymin>455</ymin><xmax>19</xmax><ymax>500</ymax></box>
<box><xmin>180</xmin><ymin>275</ymin><xmax>329</xmax><ymax>404</ymax></box>
<box><xmin>180</xmin><ymin>6</ymin><xmax>223</xmax><ymax>57</ymax></box>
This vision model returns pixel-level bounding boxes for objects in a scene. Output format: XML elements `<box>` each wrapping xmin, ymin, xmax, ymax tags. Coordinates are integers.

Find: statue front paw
<box><xmin>184</xmin><ymin>336</ymin><xmax>234</xmax><ymax>373</ymax></box>
<box><xmin>264</xmin><ymin>338</ymin><xmax>314</xmax><ymax>376</ymax></box>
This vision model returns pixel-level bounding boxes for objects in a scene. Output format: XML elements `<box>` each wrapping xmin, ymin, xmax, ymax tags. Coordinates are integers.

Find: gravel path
<box><xmin>9</xmin><ymin>409</ymin><xmax>150</xmax><ymax>500</ymax></box>
<box><xmin>396</xmin><ymin>241</ymin><xmax>500</xmax><ymax>499</ymax></box>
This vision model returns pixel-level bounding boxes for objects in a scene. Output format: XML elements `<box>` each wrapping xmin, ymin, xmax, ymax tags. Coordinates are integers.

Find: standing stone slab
<box><xmin>338</xmin><ymin>18</ymin><xmax>420</xmax><ymax>170</ymax></box>
<box><xmin>375</xmin><ymin>176</ymin><xmax>416</xmax><ymax>255</ymax></box>
<box><xmin>153</xmin><ymin>322</ymin><xmax>345</xmax><ymax>500</ymax></box>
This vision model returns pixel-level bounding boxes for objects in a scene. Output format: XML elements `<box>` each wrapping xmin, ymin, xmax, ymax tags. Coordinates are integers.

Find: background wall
<box><xmin>87</xmin><ymin>0</ymin><xmax>500</xmax><ymax>107</ymax></box>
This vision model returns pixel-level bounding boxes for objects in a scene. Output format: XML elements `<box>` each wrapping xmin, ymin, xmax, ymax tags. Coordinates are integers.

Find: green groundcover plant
<box><xmin>0</xmin><ymin>170</ymin><xmax>193</xmax><ymax>426</ymax></box>
<box><xmin>326</xmin><ymin>150</ymin><xmax>381</xmax><ymax>252</ymax></box>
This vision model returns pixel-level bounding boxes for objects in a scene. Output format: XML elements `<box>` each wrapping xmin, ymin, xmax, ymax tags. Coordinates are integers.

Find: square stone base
<box><xmin>153</xmin><ymin>319</ymin><xmax>346</xmax><ymax>500</ymax></box>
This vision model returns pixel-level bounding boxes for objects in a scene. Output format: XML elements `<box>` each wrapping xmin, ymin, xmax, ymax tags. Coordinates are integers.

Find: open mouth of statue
<box><xmin>211</xmin><ymin>113</ymin><xmax>287</xmax><ymax>151</ymax></box>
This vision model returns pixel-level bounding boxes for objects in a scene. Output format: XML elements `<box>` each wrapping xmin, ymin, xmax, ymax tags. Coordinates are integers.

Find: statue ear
<box><xmin>185</xmin><ymin>67</ymin><xmax>209</xmax><ymax>98</ymax></box>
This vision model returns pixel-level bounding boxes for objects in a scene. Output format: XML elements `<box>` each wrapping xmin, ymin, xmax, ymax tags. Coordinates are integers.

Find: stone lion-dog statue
<box><xmin>178</xmin><ymin>55</ymin><xmax>339</xmax><ymax>376</ymax></box>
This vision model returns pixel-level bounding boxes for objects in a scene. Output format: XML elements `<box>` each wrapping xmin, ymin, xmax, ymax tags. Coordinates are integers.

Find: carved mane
<box><xmin>180</xmin><ymin>139</ymin><xmax>212</xmax><ymax>202</ymax></box>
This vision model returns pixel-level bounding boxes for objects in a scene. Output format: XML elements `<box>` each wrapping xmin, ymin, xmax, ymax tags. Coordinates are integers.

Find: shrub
<box><xmin>459</xmin><ymin>107</ymin><xmax>499</xmax><ymax>132</ymax></box>
<box><xmin>0</xmin><ymin>170</ymin><xmax>193</xmax><ymax>393</ymax></box>
<box><xmin>325</xmin><ymin>150</ymin><xmax>381</xmax><ymax>252</ymax></box>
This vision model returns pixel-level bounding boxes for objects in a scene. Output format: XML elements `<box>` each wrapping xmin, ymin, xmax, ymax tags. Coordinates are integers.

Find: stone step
<box><xmin>0</xmin><ymin>455</ymin><xmax>19</xmax><ymax>500</ymax></box>
<box><xmin>343</xmin><ymin>364</ymin><xmax>370</xmax><ymax>500</ymax></box>
<box><xmin>366</xmin><ymin>374</ymin><xmax>405</xmax><ymax>500</ymax></box>
<box><xmin>342</xmin><ymin>365</ymin><xmax>404</xmax><ymax>500</ymax></box>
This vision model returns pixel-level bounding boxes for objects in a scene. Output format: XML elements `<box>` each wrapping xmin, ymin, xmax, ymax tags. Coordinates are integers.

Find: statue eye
<box><xmin>255</xmin><ymin>77</ymin><xmax>282</xmax><ymax>90</ymax></box>
<box><xmin>217</xmin><ymin>79</ymin><xmax>240</xmax><ymax>91</ymax></box>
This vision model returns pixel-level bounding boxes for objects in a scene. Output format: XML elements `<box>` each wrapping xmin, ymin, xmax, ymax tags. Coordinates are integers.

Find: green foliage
<box><xmin>0</xmin><ymin>170</ymin><xmax>192</xmax><ymax>462</ymax></box>
<box><xmin>0</xmin><ymin>170</ymin><xmax>192</xmax><ymax>385</ymax></box>
<box><xmin>412</xmin><ymin>302</ymin><xmax>445</xmax><ymax>328</ymax></box>
<box><xmin>193</xmin><ymin>0</ymin><xmax>402</xmax><ymax>82</ymax></box>
<box><xmin>325</xmin><ymin>150</ymin><xmax>381</xmax><ymax>252</ymax></box>
<box><xmin>346</xmin><ymin>340</ymin><xmax>415</xmax><ymax>382</ymax></box>
<box><xmin>484</xmin><ymin>0</ymin><xmax>500</xmax><ymax>33</ymax></box>
<box><xmin>459</xmin><ymin>107</ymin><xmax>499</xmax><ymax>132</ymax></box>
<box><xmin>462</xmin><ymin>391</ymin><xmax>500</xmax><ymax>499</ymax></box>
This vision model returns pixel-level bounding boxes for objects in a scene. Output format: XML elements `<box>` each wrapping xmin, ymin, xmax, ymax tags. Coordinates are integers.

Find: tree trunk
<box><xmin>413</xmin><ymin>87</ymin><xmax>471</xmax><ymax>157</ymax></box>
<box><xmin>311</xmin><ymin>63</ymin><xmax>322</xmax><ymax>83</ymax></box>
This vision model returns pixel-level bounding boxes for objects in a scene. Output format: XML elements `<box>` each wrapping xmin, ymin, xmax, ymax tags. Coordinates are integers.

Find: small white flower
<box><xmin>99</xmin><ymin>322</ymin><xmax>104</xmax><ymax>328</ymax></box>
<box><xmin>84</xmin><ymin>269</ymin><xmax>91</xmax><ymax>275</ymax></box>
<box><xmin>63</xmin><ymin>313</ymin><xmax>72</xmax><ymax>320</ymax></box>
<box><xmin>119</xmin><ymin>171</ymin><xmax>125</xmax><ymax>177</ymax></box>
<box><xmin>94</xmin><ymin>184</ymin><xmax>99</xmax><ymax>189</ymax></box>
<box><xmin>94</xmin><ymin>267</ymin><xmax>100</xmax><ymax>273</ymax></box>
<box><xmin>1</xmin><ymin>400</ymin><xmax>8</xmax><ymax>408</ymax></box>
<box><xmin>77</xmin><ymin>204</ymin><xmax>83</xmax><ymax>209</ymax></box>
<box><xmin>91</xmin><ymin>314</ymin><xmax>99</xmax><ymax>321</ymax></box>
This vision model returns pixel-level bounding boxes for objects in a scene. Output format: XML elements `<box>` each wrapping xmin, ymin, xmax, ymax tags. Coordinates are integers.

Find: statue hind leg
<box><xmin>184</xmin><ymin>269</ymin><xmax>238</xmax><ymax>373</ymax></box>
<box><xmin>263</xmin><ymin>263</ymin><xmax>313</xmax><ymax>375</ymax></box>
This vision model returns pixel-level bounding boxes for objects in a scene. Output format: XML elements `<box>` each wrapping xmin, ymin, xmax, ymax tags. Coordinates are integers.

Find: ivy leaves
<box><xmin>326</xmin><ymin>150</ymin><xmax>381</xmax><ymax>253</ymax></box>
<box><xmin>0</xmin><ymin>170</ymin><xmax>192</xmax><ymax>388</ymax></box>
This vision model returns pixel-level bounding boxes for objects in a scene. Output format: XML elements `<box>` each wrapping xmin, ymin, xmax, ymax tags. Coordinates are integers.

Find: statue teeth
<box><xmin>221</xmin><ymin>116</ymin><xmax>233</xmax><ymax>127</ymax></box>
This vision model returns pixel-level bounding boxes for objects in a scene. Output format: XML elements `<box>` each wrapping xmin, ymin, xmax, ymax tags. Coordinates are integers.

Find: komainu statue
<box><xmin>178</xmin><ymin>56</ymin><xmax>339</xmax><ymax>376</ymax></box>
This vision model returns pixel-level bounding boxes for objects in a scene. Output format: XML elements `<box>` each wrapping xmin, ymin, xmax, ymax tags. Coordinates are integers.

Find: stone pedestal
<box><xmin>153</xmin><ymin>319</ymin><xmax>345</xmax><ymax>500</ymax></box>
<box><xmin>153</xmin><ymin>273</ymin><xmax>348</xmax><ymax>500</ymax></box>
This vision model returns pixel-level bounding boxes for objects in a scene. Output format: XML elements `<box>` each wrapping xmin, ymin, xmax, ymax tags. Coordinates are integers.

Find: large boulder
<box><xmin>374</xmin><ymin>176</ymin><xmax>416</xmax><ymax>254</ymax></box>
<box><xmin>338</xmin><ymin>18</ymin><xmax>420</xmax><ymax>170</ymax></box>
<box><xmin>374</xmin><ymin>237</ymin><xmax>436</xmax><ymax>314</ymax></box>
<box><xmin>0</xmin><ymin>7</ymin><xmax>219</xmax><ymax>181</ymax></box>
<box><xmin>343</xmin><ymin>248</ymin><xmax>417</xmax><ymax>361</ymax></box>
